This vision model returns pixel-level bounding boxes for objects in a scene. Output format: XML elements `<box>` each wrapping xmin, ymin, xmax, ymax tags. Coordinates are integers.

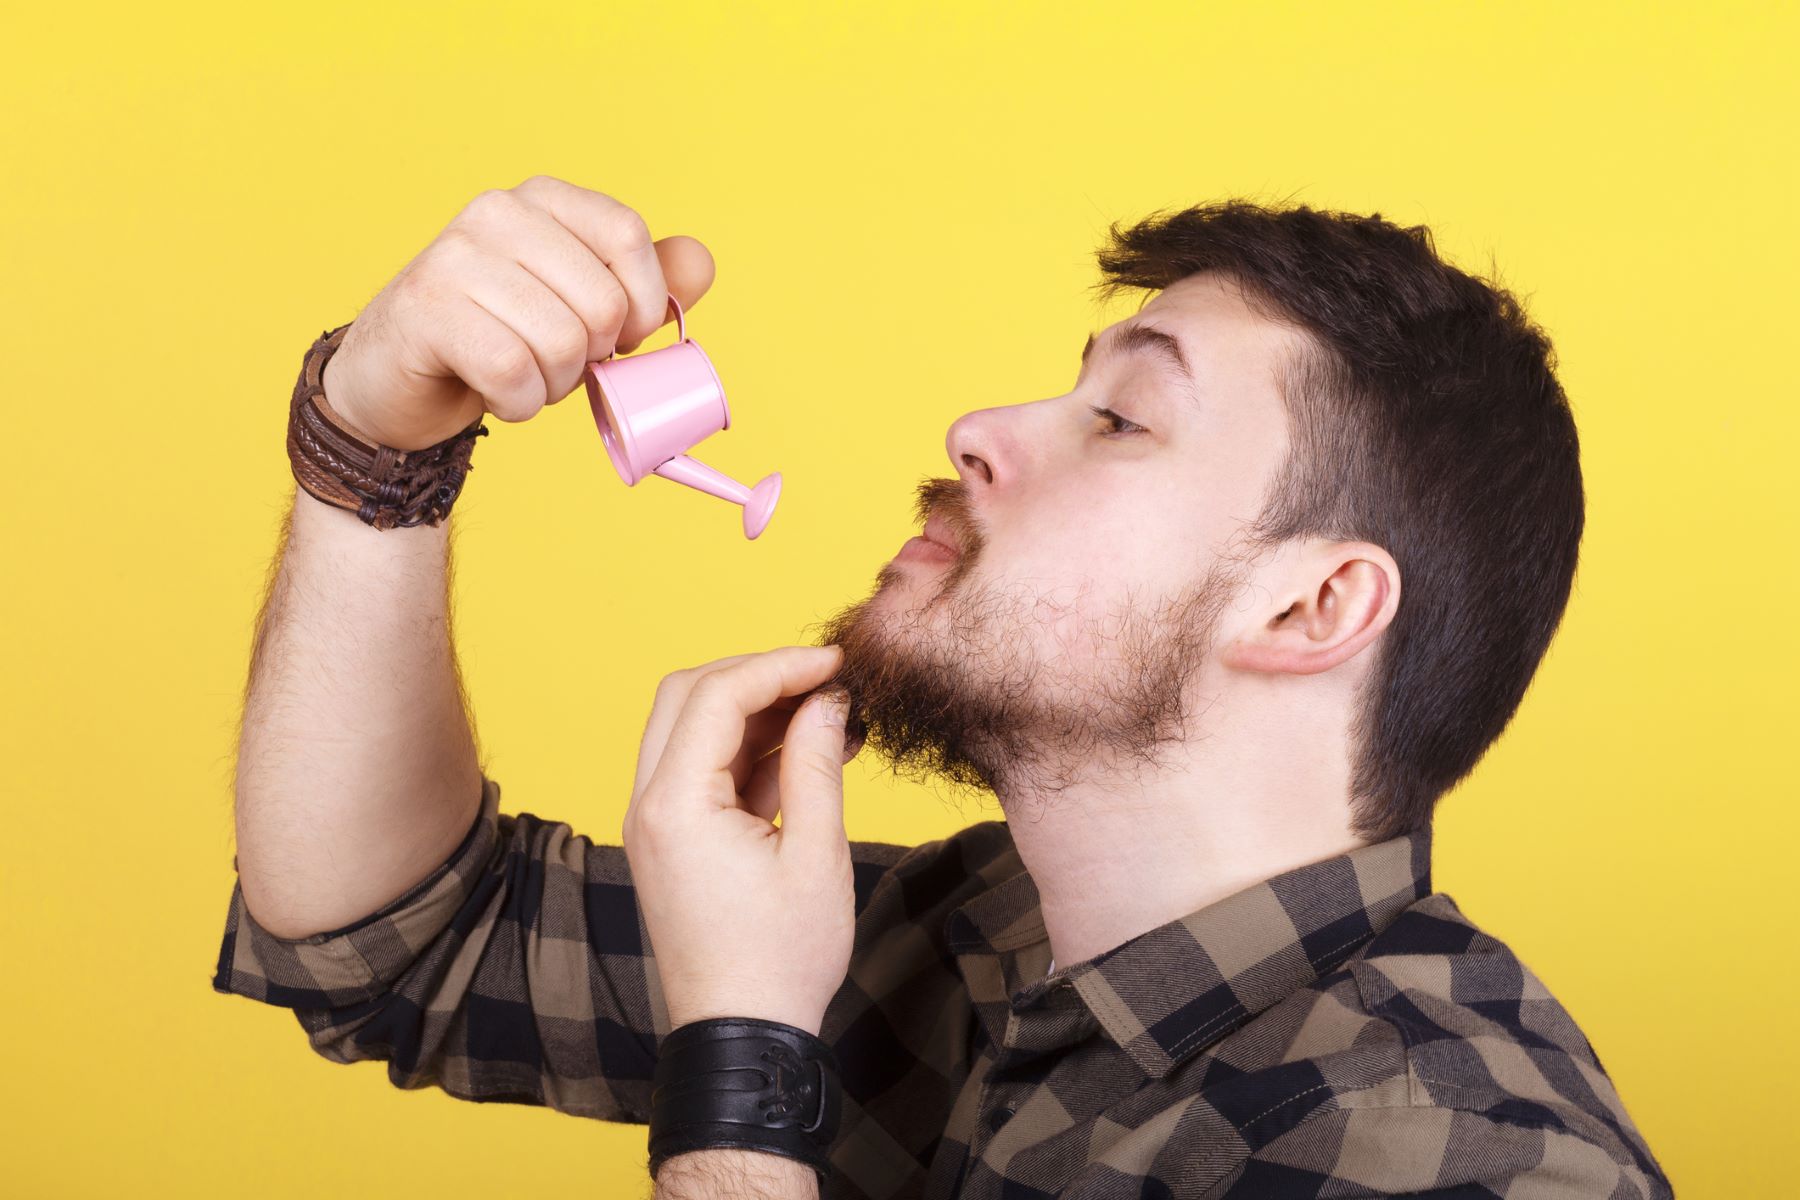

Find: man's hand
<box><xmin>624</xmin><ymin>644</ymin><xmax>859</xmax><ymax>1037</ymax></box>
<box><xmin>321</xmin><ymin>174</ymin><xmax>716</xmax><ymax>450</ymax></box>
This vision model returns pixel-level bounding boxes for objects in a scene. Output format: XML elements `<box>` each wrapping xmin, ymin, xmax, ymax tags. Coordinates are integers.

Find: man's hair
<box><xmin>1092</xmin><ymin>200</ymin><xmax>1584</xmax><ymax>842</ymax></box>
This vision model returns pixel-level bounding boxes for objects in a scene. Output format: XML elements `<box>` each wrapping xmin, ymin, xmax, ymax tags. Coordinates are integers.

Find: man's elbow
<box><xmin>236</xmin><ymin>871</ymin><xmax>356</xmax><ymax>941</ymax></box>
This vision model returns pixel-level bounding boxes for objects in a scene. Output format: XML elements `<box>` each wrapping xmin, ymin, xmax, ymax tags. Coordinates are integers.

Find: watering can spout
<box><xmin>652</xmin><ymin>454</ymin><xmax>782</xmax><ymax>540</ymax></box>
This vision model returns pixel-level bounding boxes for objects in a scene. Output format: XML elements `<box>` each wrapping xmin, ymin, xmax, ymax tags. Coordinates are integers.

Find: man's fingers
<box><xmin>513</xmin><ymin>175</ymin><xmax>678</xmax><ymax>354</ymax></box>
<box><xmin>736</xmin><ymin>710</ymin><xmax>864</xmax><ymax>826</ymax></box>
<box><xmin>775</xmin><ymin>691</ymin><xmax>850</xmax><ymax>850</ymax></box>
<box><xmin>637</xmin><ymin>651</ymin><xmax>792</xmax><ymax>813</ymax></box>
<box><xmin>498</xmin><ymin>200</ymin><xmax>633</xmax><ymax>369</ymax></box>
<box><xmin>654</xmin><ymin>646</ymin><xmax>844</xmax><ymax>795</ymax></box>
<box><xmin>463</xmin><ymin>255</ymin><xmax>600</xmax><ymax>407</ymax></box>
<box><xmin>425</xmin><ymin>294</ymin><xmax>552</xmax><ymax>424</ymax></box>
<box><xmin>740</xmin><ymin>749</ymin><xmax>783</xmax><ymax>823</ymax></box>
<box><xmin>729</xmin><ymin>697</ymin><xmax>805</xmax><ymax>791</ymax></box>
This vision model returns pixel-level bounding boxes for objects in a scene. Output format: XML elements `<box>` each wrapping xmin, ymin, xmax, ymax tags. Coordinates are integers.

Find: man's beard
<box><xmin>811</xmin><ymin>478</ymin><xmax>1248</xmax><ymax>812</ymax></box>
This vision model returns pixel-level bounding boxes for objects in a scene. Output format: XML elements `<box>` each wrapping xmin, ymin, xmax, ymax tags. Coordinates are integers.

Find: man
<box><xmin>213</xmin><ymin>176</ymin><xmax>1672</xmax><ymax>1198</ymax></box>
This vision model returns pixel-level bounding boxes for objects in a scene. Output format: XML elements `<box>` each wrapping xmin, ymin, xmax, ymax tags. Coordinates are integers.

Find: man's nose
<box><xmin>945</xmin><ymin>407</ymin><xmax>1006</xmax><ymax>488</ymax></box>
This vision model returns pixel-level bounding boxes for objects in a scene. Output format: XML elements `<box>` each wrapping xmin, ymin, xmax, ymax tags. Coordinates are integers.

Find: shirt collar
<box><xmin>944</xmin><ymin>824</ymin><xmax>1432</xmax><ymax>1078</ymax></box>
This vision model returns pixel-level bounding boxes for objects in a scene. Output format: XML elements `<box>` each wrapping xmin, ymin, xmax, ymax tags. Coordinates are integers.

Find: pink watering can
<box><xmin>583</xmin><ymin>293</ymin><xmax>782</xmax><ymax>539</ymax></box>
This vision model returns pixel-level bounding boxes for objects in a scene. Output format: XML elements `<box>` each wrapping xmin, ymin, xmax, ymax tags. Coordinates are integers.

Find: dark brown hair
<box><xmin>1092</xmin><ymin>200</ymin><xmax>1584</xmax><ymax>841</ymax></box>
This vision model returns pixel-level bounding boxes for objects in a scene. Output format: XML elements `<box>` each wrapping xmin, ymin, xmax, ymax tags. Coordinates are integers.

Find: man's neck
<box><xmin>997</xmin><ymin>721</ymin><xmax>1367</xmax><ymax>972</ymax></box>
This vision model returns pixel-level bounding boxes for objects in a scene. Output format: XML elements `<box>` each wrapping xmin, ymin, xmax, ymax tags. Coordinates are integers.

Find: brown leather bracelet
<box><xmin>286</xmin><ymin>322</ymin><xmax>490</xmax><ymax>530</ymax></box>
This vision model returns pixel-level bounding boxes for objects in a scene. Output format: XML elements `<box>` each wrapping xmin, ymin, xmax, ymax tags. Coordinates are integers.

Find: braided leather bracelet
<box><xmin>286</xmin><ymin>322</ymin><xmax>489</xmax><ymax>530</ymax></box>
<box><xmin>648</xmin><ymin>1016</ymin><xmax>842</xmax><ymax>1179</ymax></box>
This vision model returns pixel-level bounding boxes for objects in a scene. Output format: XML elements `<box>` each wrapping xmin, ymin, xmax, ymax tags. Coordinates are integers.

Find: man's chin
<box><xmin>809</xmin><ymin>583</ymin><xmax>990</xmax><ymax>783</ymax></box>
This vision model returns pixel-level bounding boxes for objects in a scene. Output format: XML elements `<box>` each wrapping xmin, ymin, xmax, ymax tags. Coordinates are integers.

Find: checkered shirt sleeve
<box><xmin>211</xmin><ymin>774</ymin><xmax>911</xmax><ymax>1124</ymax></box>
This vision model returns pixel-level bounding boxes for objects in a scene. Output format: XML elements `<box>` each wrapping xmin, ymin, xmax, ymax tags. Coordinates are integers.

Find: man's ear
<box><xmin>1220</xmin><ymin>541</ymin><xmax>1401</xmax><ymax>676</ymax></box>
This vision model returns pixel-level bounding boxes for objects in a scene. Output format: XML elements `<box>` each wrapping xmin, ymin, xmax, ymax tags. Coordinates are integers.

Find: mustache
<box><xmin>913</xmin><ymin>476</ymin><xmax>982</xmax><ymax>556</ymax></box>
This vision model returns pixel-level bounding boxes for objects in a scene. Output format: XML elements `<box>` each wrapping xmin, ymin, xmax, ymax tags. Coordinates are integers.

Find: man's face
<box><xmin>817</xmin><ymin>271</ymin><xmax>1306</xmax><ymax>803</ymax></box>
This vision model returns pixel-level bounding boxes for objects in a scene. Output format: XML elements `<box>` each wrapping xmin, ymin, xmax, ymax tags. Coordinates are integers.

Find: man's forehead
<box><xmin>1137</xmin><ymin>271</ymin><xmax>1268</xmax><ymax>335</ymax></box>
<box><xmin>1091</xmin><ymin>274</ymin><xmax>1305</xmax><ymax>383</ymax></box>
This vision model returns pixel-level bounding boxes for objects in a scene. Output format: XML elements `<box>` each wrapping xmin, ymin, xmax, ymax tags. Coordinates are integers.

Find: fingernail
<box><xmin>819</xmin><ymin>694</ymin><xmax>848</xmax><ymax>728</ymax></box>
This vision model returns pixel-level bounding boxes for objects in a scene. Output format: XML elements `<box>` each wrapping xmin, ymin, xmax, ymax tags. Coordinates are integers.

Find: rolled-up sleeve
<box><xmin>212</xmin><ymin>775</ymin><xmax>668</xmax><ymax>1122</ymax></box>
<box><xmin>212</xmin><ymin>775</ymin><xmax>915</xmax><ymax>1125</ymax></box>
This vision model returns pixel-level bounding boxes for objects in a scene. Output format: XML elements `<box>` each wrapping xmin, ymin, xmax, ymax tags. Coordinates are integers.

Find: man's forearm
<box><xmin>231</xmin><ymin>487</ymin><xmax>484</xmax><ymax>939</ymax></box>
<box><xmin>654</xmin><ymin>1149</ymin><xmax>819</xmax><ymax>1200</ymax></box>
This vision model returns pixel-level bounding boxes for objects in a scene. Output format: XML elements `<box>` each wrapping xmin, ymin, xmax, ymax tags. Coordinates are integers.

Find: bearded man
<box><xmin>213</xmin><ymin>175</ymin><xmax>1671</xmax><ymax>1199</ymax></box>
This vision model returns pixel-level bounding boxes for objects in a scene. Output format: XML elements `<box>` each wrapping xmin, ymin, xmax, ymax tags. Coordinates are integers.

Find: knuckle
<box><xmin>418</xmin><ymin>236</ymin><xmax>475</xmax><ymax>286</ymax></box>
<box><xmin>688</xmin><ymin>670</ymin><xmax>733</xmax><ymax>703</ymax></box>
<box><xmin>606</xmin><ymin>205</ymin><xmax>652</xmax><ymax>248</ymax></box>
<box><xmin>433</xmin><ymin>225</ymin><xmax>478</xmax><ymax>255</ymax></box>
<box><xmin>654</xmin><ymin>668</ymin><xmax>693</xmax><ymax>701</ymax></box>
<box><xmin>513</xmin><ymin>173</ymin><xmax>558</xmax><ymax>194</ymax></box>
<box><xmin>489</xmin><ymin>340</ymin><xmax>538</xmax><ymax>388</ymax></box>
<box><xmin>594</xmin><ymin>278</ymin><xmax>630</xmax><ymax>323</ymax></box>
<box><xmin>550</xmin><ymin>312</ymin><xmax>589</xmax><ymax>366</ymax></box>
<box><xmin>482</xmin><ymin>355</ymin><xmax>544</xmax><ymax>421</ymax></box>
<box><xmin>592</xmin><ymin>279</ymin><xmax>630</xmax><ymax>327</ymax></box>
<box><xmin>462</xmin><ymin>187</ymin><xmax>520</xmax><ymax>227</ymax></box>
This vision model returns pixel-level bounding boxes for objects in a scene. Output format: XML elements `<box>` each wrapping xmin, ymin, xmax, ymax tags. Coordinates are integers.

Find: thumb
<box><xmin>656</xmin><ymin>235</ymin><xmax>717</xmax><ymax>315</ymax></box>
<box><xmin>776</xmin><ymin>690</ymin><xmax>850</xmax><ymax>849</ymax></box>
<box><xmin>618</xmin><ymin>236</ymin><xmax>717</xmax><ymax>355</ymax></box>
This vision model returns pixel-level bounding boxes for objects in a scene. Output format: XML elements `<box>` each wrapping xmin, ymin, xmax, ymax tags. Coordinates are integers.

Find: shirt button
<box><xmin>987</xmin><ymin>1105</ymin><xmax>1016</xmax><ymax>1133</ymax></box>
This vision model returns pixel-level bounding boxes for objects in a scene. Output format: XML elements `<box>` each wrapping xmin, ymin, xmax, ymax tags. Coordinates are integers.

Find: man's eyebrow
<box><xmin>1079</xmin><ymin>322</ymin><xmax>1198</xmax><ymax>399</ymax></box>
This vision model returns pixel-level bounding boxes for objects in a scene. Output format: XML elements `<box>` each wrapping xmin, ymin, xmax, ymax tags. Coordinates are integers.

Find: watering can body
<box><xmin>584</xmin><ymin>294</ymin><xmax>781</xmax><ymax>539</ymax></box>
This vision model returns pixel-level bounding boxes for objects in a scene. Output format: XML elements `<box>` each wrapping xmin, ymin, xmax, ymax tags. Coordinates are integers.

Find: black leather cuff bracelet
<box><xmin>648</xmin><ymin>1016</ymin><xmax>842</xmax><ymax>1179</ymax></box>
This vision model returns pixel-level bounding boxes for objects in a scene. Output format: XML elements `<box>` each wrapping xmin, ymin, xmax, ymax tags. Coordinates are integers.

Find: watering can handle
<box><xmin>602</xmin><ymin>293</ymin><xmax>686</xmax><ymax>362</ymax></box>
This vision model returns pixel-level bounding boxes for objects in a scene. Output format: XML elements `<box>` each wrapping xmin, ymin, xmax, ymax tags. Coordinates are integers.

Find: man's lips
<box><xmin>920</xmin><ymin>513</ymin><xmax>962</xmax><ymax>556</ymax></box>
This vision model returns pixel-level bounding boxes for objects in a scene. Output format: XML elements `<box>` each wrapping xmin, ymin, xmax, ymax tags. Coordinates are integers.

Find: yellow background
<box><xmin>3</xmin><ymin>2</ymin><xmax>1791</xmax><ymax>1195</ymax></box>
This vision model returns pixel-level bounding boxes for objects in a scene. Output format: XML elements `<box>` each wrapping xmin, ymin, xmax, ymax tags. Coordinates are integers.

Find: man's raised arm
<box><xmin>228</xmin><ymin>175</ymin><xmax>716</xmax><ymax>938</ymax></box>
<box><xmin>231</xmin><ymin>483</ymin><xmax>482</xmax><ymax>938</ymax></box>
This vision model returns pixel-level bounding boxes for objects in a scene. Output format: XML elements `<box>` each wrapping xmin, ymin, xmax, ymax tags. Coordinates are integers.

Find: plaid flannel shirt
<box><xmin>213</xmin><ymin>776</ymin><xmax>1672</xmax><ymax>1198</ymax></box>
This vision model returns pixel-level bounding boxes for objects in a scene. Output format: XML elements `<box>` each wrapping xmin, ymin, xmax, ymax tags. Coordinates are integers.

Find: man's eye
<box><xmin>1088</xmin><ymin>405</ymin><xmax>1148</xmax><ymax>437</ymax></box>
